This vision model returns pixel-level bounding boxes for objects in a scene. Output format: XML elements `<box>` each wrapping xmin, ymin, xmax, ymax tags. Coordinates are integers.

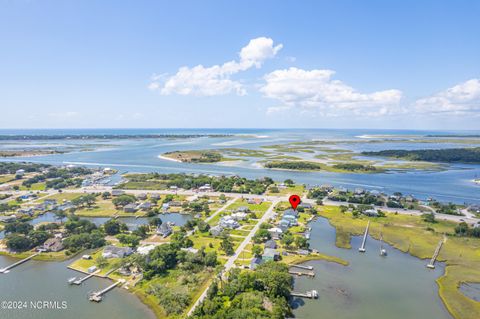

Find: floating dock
<box><xmin>291</xmin><ymin>290</ymin><xmax>318</xmax><ymax>299</ymax></box>
<box><xmin>0</xmin><ymin>252</ymin><xmax>40</xmax><ymax>274</ymax></box>
<box><xmin>427</xmin><ymin>236</ymin><xmax>445</xmax><ymax>269</ymax></box>
<box><xmin>359</xmin><ymin>221</ymin><xmax>370</xmax><ymax>253</ymax></box>
<box><xmin>88</xmin><ymin>280</ymin><xmax>123</xmax><ymax>302</ymax></box>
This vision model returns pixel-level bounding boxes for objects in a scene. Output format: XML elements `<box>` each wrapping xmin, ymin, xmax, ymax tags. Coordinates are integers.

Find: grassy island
<box><xmin>362</xmin><ymin>147</ymin><xmax>480</xmax><ymax>164</ymax></box>
<box><xmin>162</xmin><ymin>150</ymin><xmax>241</xmax><ymax>163</ymax></box>
<box><xmin>264</xmin><ymin>160</ymin><xmax>382</xmax><ymax>173</ymax></box>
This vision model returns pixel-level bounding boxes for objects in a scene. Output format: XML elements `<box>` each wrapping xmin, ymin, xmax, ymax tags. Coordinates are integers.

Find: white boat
<box><xmin>380</xmin><ymin>233</ymin><xmax>387</xmax><ymax>256</ymax></box>
<box><xmin>68</xmin><ymin>277</ymin><xmax>77</xmax><ymax>284</ymax></box>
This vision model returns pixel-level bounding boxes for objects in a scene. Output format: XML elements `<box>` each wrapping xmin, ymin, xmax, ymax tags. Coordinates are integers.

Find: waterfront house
<box><xmin>157</xmin><ymin>223</ymin><xmax>173</xmax><ymax>237</ymax></box>
<box><xmin>123</xmin><ymin>203</ymin><xmax>138</xmax><ymax>213</ymax></box>
<box><xmin>41</xmin><ymin>237</ymin><xmax>64</xmax><ymax>252</ymax></box>
<box><xmin>405</xmin><ymin>195</ymin><xmax>415</xmax><ymax>202</ymax></box>
<box><xmin>282</xmin><ymin>214</ymin><xmax>297</xmax><ymax>225</ymax></box>
<box><xmin>284</xmin><ymin>208</ymin><xmax>298</xmax><ymax>217</ymax></box>
<box><xmin>262</xmin><ymin>248</ymin><xmax>280</xmax><ymax>261</ymax></box>
<box><xmin>57</xmin><ymin>203</ymin><xmax>75</xmax><ymax>212</ymax></box>
<box><xmin>18</xmin><ymin>207</ymin><xmax>34</xmax><ymax>216</ymax></box>
<box><xmin>44</xmin><ymin>199</ymin><xmax>57</xmax><ymax>206</ymax></box>
<box><xmin>102</xmin><ymin>245</ymin><xmax>133</xmax><ymax>258</ymax></box>
<box><xmin>138</xmin><ymin>202</ymin><xmax>152</xmax><ymax>211</ymax></box>
<box><xmin>354</xmin><ymin>188</ymin><xmax>365</xmax><ymax>195</ymax></box>
<box><xmin>169</xmin><ymin>201</ymin><xmax>182</xmax><ymax>207</ymax></box>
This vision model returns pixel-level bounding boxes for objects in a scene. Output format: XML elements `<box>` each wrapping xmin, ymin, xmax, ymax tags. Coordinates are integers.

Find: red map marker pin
<box><xmin>289</xmin><ymin>194</ymin><xmax>301</xmax><ymax>210</ymax></box>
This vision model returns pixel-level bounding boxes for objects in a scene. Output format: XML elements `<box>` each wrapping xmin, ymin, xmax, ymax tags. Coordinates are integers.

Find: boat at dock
<box><xmin>68</xmin><ymin>277</ymin><xmax>77</xmax><ymax>285</ymax></box>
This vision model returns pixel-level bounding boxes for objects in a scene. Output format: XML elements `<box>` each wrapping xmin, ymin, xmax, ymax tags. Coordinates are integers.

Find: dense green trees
<box><xmin>116</xmin><ymin>234</ymin><xmax>141</xmax><ymax>247</ymax></box>
<box><xmin>220</xmin><ymin>236</ymin><xmax>234</xmax><ymax>255</ymax></box>
<box><xmin>4</xmin><ymin>222</ymin><xmax>33</xmax><ymax>235</ymax></box>
<box><xmin>71</xmin><ymin>194</ymin><xmax>97</xmax><ymax>207</ymax></box>
<box><xmin>362</xmin><ymin>147</ymin><xmax>480</xmax><ymax>163</ymax></box>
<box><xmin>0</xmin><ymin>162</ymin><xmax>49</xmax><ymax>174</ymax></box>
<box><xmin>265</xmin><ymin>161</ymin><xmax>322</xmax><ymax>170</ymax></box>
<box><xmin>112</xmin><ymin>194</ymin><xmax>136</xmax><ymax>207</ymax></box>
<box><xmin>455</xmin><ymin>222</ymin><xmax>480</xmax><ymax>238</ymax></box>
<box><xmin>103</xmin><ymin>219</ymin><xmax>126</xmax><ymax>235</ymax></box>
<box><xmin>192</xmin><ymin>262</ymin><xmax>293</xmax><ymax>319</ymax></box>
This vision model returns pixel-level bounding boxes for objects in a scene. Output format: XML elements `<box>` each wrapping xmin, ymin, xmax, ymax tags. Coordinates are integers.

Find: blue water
<box><xmin>1</xmin><ymin>128</ymin><xmax>479</xmax><ymax>204</ymax></box>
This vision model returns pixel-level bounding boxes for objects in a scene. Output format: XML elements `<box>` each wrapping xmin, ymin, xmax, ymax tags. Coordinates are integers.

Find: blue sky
<box><xmin>1</xmin><ymin>0</ymin><xmax>479</xmax><ymax>129</ymax></box>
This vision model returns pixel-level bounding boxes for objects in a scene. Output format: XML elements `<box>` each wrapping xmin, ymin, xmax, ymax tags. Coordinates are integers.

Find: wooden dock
<box><xmin>89</xmin><ymin>280</ymin><xmax>124</xmax><ymax>302</ymax></box>
<box><xmin>0</xmin><ymin>252</ymin><xmax>40</xmax><ymax>274</ymax></box>
<box><xmin>72</xmin><ymin>270</ymin><xmax>100</xmax><ymax>285</ymax></box>
<box><xmin>289</xmin><ymin>270</ymin><xmax>315</xmax><ymax>277</ymax></box>
<box><xmin>427</xmin><ymin>236</ymin><xmax>445</xmax><ymax>269</ymax></box>
<box><xmin>359</xmin><ymin>221</ymin><xmax>370</xmax><ymax>253</ymax></box>
<box><xmin>291</xmin><ymin>290</ymin><xmax>318</xmax><ymax>299</ymax></box>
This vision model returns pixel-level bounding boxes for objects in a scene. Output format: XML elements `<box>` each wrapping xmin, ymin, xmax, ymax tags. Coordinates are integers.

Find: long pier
<box><xmin>0</xmin><ymin>253</ymin><xmax>40</xmax><ymax>274</ymax></box>
<box><xmin>291</xmin><ymin>290</ymin><xmax>318</xmax><ymax>299</ymax></box>
<box><xmin>427</xmin><ymin>236</ymin><xmax>445</xmax><ymax>269</ymax></box>
<box><xmin>359</xmin><ymin>221</ymin><xmax>370</xmax><ymax>252</ymax></box>
<box><xmin>72</xmin><ymin>270</ymin><xmax>100</xmax><ymax>285</ymax></box>
<box><xmin>89</xmin><ymin>280</ymin><xmax>123</xmax><ymax>302</ymax></box>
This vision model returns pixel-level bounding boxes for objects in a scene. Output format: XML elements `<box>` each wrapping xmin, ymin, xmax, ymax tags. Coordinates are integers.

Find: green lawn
<box><xmin>266</xmin><ymin>184</ymin><xmax>305</xmax><ymax>196</ymax></box>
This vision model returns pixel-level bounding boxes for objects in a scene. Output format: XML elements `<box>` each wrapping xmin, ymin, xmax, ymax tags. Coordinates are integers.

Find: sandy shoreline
<box><xmin>157</xmin><ymin>155</ymin><xmax>182</xmax><ymax>163</ymax></box>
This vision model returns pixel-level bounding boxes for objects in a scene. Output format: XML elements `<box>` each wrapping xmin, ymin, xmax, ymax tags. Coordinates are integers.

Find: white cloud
<box><xmin>261</xmin><ymin>67</ymin><xmax>403</xmax><ymax>117</ymax></box>
<box><xmin>150</xmin><ymin>37</ymin><xmax>282</xmax><ymax>96</ymax></box>
<box><xmin>414</xmin><ymin>79</ymin><xmax>480</xmax><ymax>114</ymax></box>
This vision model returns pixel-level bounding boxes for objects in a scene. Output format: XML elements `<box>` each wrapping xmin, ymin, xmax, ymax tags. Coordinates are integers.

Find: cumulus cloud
<box><xmin>414</xmin><ymin>79</ymin><xmax>480</xmax><ymax>114</ymax></box>
<box><xmin>150</xmin><ymin>37</ymin><xmax>282</xmax><ymax>96</ymax></box>
<box><xmin>261</xmin><ymin>67</ymin><xmax>403</xmax><ymax>117</ymax></box>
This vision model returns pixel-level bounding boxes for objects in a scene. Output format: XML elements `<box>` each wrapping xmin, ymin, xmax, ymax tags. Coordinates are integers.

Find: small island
<box><xmin>264</xmin><ymin>160</ymin><xmax>380</xmax><ymax>173</ymax></box>
<box><xmin>162</xmin><ymin>150</ymin><xmax>235</xmax><ymax>163</ymax></box>
<box><xmin>362</xmin><ymin>147</ymin><xmax>480</xmax><ymax>164</ymax></box>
